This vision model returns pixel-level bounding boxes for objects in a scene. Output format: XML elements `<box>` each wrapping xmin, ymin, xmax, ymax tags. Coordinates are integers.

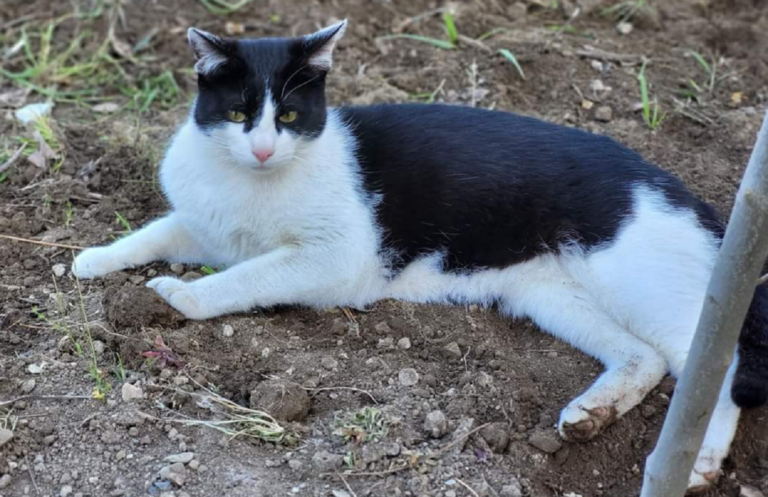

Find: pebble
<box><xmin>92</xmin><ymin>340</ymin><xmax>106</xmax><ymax>355</ymax></box>
<box><xmin>480</xmin><ymin>422</ymin><xmax>509</xmax><ymax>453</ymax></box>
<box><xmin>450</xmin><ymin>418</ymin><xmax>476</xmax><ymax>454</ymax></box>
<box><xmin>43</xmin><ymin>434</ymin><xmax>57</xmax><ymax>446</ymax></box>
<box><xmin>500</xmin><ymin>478</ymin><xmax>524</xmax><ymax>497</ymax></box>
<box><xmin>170</xmin><ymin>263</ymin><xmax>184</xmax><ymax>275</ymax></box>
<box><xmin>528</xmin><ymin>429</ymin><xmax>562</xmax><ymax>453</ymax></box>
<box><xmin>168</xmin><ymin>428</ymin><xmax>179</xmax><ymax>439</ymax></box>
<box><xmin>377</xmin><ymin>337</ymin><xmax>395</xmax><ymax>349</ymax></box>
<box><xmin>332</xmin><ymin>491</ymin><xmax>352</xmax><ymax>497</ymax></box>
<box><xmin>740</xmin><ymin>485</ymin><xmax>765</xmax><ymax>497</ymax></box>
<box><xmin>397</xmin><ymin>337</ymin><xmax>412</xmax><ymax>349</ymax></box>
<box><xmin>188</xmin><ymin>460</ymin><xmax>200</xmax><ymax>471</ymax></box>
<box><xmin>121</xmin><ymin>382</ymin><xmax>144</xmax><ymax>403</ymax></box>
<box><xmin>443</xmin><ymin>341</ymin><xmax>462</xmax><ymax>359</ymax></box>
<box><xmin>181</xmin><ymin>271</ymin><xmax>202</xmax><ymax>282</ymax></box>
<box><xmin>52</xmin><ymin>263</ymin><xmax>67</xmax><ymax>277</ymax></box>
<box><xmin>60</xmin><ymin>485</ymin><xmax>73</xmax><ymax>496</ymax></box>
<box><xmin>641</xmin><ymin>405</ymin><xmax>657</xmax><ymax>418</ymax></box>
<box><xmin>424</xmin><ymin>410</ymin><xmax>448</xmax><ymax>438</ymax></box>
<box><xmin>129</xmin><ymin>275</ymin><xmax>146</xmax><ymax>285</ymax></box>
<box><xmin>222</xmin><ymin>325</ymin><xmax>234</xmax><ymax>337</ymax></box>
<box><xmin>100</xmin><ymin>431</ymin><xmax>120</xmax><ymax>444</ymax></box>
<box><xmin>595</xmin><ymin>106</ymin><xmax>613</xmax><ymax>122</ymax></box>
<box><xmin>23</xmin><ymin>276</ymin><xmax>36</xmax><ymax>287</ymax></box>
<box><xmin>312</xmin><ymin>450</ymin><xmax>344</xmax><ymax>471</ymax></box>
<box><xmin>398</xmin><ymin>368</ymin><xmax>419</xmax><ymax>386</ymax></box>
<box><xmin>147</xmin><ymin>269</ymin><xmax>158</xmax><ymax>277</ymax></box>
<box><xmin>115</xmin><ymin>450</ymin><xmax>126</xmax><ymax>461</ymax></box>
<box><xmin>0</xmin><ymin>474</ymin><xmax>11</xmax><ymax>489</ymax></box>
<box><xmin>617</xmin><ymin>21</ymin><xmax>633</xmax><ymax>35</ymax></box>
<box><xmin>321</xmin><ymin>356</ymin><xmax>338</xmax><ymax>370</ymax></box>
<box><xmin>20</xmin><ymin>378</ymin><xmax>37</xmax><ymax>394</ymax></box>
<box><xmin>590</xmin><ymin>60</ymin><xmax>603</xmax><ymax>72</ymax></box>
<box><xmin>164</xmin><ymin>452</ymin><xmax>195</xmax><ymax>464</ymax></box>
<box><xmin>288</xmin><ymin>459</ymin><xmax>303</xmax><ymax>471</ymax></box>
<box><xmin>476</xmin><ymin>371</ymin><xmax>493</xmax><ymax>388</ymax></box>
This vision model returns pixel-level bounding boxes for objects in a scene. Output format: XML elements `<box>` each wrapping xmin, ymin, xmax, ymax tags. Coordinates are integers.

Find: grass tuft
<box><xmin>637</xmin><ymin>60</ymin><xmax>666</xmax><ymax>130</ymax></box>
<box><xmin>601</xmin><ymin>0</ymin><xmax>651</xmax><ymax>23</ymax></box>
<box><xmin>197</xmin><ymin>0</ymin><xmax>256</xmax><ymax>15</ymax></box>
<box><xmin>334</xmin><ymin>407</ymin><xmax>388</xmax><ymax>444</ymax></box>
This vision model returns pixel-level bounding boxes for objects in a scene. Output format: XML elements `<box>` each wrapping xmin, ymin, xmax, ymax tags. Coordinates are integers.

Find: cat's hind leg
<box><xmin>501</xmin><ymin>259</ymin><xmax>669</xmax><ymax>442</ymax></box>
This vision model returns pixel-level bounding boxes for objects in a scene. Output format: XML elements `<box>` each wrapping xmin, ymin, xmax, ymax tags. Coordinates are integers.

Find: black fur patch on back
<box><xmin>338</xmin><ymin>104</ymin><xmax>715</xmax><ymax>272</ymax></box>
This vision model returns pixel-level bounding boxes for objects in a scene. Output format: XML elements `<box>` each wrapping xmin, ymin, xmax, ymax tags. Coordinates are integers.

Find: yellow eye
<box><xmin>279</xmin><ymin>111</ymin><xmax>298</xmax><ymax>124</ymax></box>
<box><xmin>227</xmin><ymin>110</ymin><xmax>246</xmax><ymax>123</ymax></box>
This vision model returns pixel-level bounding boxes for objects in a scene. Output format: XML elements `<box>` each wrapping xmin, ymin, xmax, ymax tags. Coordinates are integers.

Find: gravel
<box><xmin>424</xmin><ymin>410</ymin><xmax>448</xmax><ymax>438</ymax></box>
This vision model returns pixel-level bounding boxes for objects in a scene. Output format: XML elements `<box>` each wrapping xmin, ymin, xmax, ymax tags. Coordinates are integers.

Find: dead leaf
<box><xmin>111</xmin><ymin>35</ymin><xmax>134</xmax><ymax>60</ymax></box>
<box><xmin>27</xmin><ymin>130</ymin><xmax>59</xmax><ymax>169</ymax></box>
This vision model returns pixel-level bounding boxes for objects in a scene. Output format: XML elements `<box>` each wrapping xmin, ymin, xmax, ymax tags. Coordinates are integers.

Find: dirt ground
<box><xmin>1</xmin><ymin>0</ymin><xmax>768</xmax><ymax>496</ymax></box>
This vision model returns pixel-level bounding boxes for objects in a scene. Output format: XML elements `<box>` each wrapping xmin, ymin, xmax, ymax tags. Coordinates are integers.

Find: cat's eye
<box><xmin>279</xmin><ymin>111</ymin><xmax>298</xmax><ymax>124</ymax></box>
<box><xmin>227</xmin><ymin>110</ymin><xmax>247</xmax><ymax>123</ymax></box>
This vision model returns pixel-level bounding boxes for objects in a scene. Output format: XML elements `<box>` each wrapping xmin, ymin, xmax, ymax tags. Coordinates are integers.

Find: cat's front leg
<box><xmin>73</xmin><ymin>214</ymin><xmax>207</xmax><ymax>279</ymax></box>
<box><xmin>147</xmin><ymin>245</ymin><xmax>358</xmax><ymax>319</ymax></box>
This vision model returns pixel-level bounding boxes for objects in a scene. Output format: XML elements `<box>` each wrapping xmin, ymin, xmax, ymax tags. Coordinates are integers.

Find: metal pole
<box><xmin>641</xmin><ymin>108</ymin><xmax>768</xmax><ymax>496</ymax></box>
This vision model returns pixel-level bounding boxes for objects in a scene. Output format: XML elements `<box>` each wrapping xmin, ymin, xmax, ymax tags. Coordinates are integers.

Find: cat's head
<box><xmin>187</xmin><ymin>21</ymin><xmax>346</xmax><ymax>172</ymax></box>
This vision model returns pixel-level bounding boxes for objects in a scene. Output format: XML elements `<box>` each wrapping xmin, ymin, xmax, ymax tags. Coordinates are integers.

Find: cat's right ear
<box><xmin>187</xmin><ymin>28</ymin><xmax>229</xmax><ymax>75</ymax></box>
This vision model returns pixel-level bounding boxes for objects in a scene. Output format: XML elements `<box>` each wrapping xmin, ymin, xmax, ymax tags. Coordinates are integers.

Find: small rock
<box><xmin>250</xmin><ymin>380</ymin><xmax>311</xmax><ymax>422</ymax></box>
<box><xmin>180</xmin><ymin>271</ymin><xmax>201</xmax><ymax>282</ymax></box>
<box><xmin>0</xmin><ymin>428</ymin><xmax>14</xmax><ymax>448</ymax></box>
<box><xmin>121</xmin><ymin>382</ymin><xmax>144</xmax><ymax>403</ymax></box>
<box><xmin>595</xmin><ymin>106</ymin><xmax>613</xmax><ymax>122</ymax></box>
<box><xmin>168</xmin><ymin>428</ymin><xmax>179</xmax><ymax>439</ymax></box>
<box><xmin>170</xmin><ymin>263</ymin><xmax>184</xmax><ymax>275</ymax></box>
<box><xmin>528</xmin><ymin>429</ymin><xmax>562</xmax><ymax>453</ymax></box>
<box><xmin>129</xmin><ymin>275</ymin><xmax>146</xmax><ymax>285</ymax></box>
<box><xmin>398</xmin><ymin>368</ymin><xmax>419</xmax><ymax>387</ymax></box>
<box><xmin>164</xmin><ymin>452</ymin><xmax>194</xmax><ymax>464</ymax></box>
<box><xmin>147</xmin><ymin>269</ymin><xmax>158</xmax><ymax>277</ymax></box>
<box><xmin>312</xmin><ymin>451</ymin><xmax>343</xmax><ymax>471</ymax></box>
<box><xmin>590</xmin><ymin>60</ymin><xmax>603</xmax><ymax>72</ymax></box>
<box><xmin>261</xmin><ymin>347</ymin><xmax>271</xmax><ymax>359</ymax></box>
<box><xmin>288</xmin><ymin>459</ymin><xmax>303</xmax><ymax>471</ymax></box>
<box><xmin>740</xmin><ymin>485</ymin><xmax>765</xmax><ymax>497</ymax></box>
<box><xmin>397</xmin><ymin>337</ymin><xmax>411</xmax><ymax>349</ymax></box>
<box><xmin>476</xmin><ymin>371</ymin><xmax>493</xmax><ymax>388</ymax></box>
<box><xmin>480</xmin><ymin>422</ymin><xmax>509</xmax><ymax>453</ymax></box>
<box><xmin>641</xmin><ymin>405</ymin><xmax>657</xmax><ymax>418</ymax></box>
<box><xmin>222</xmin><ymin>324</ymin><xmax>234</xmax><ymax>337</ymax></box>
<box><xmin>0</xmin><ymin>474</ymin><xmax>11</xmax><ymax>489</ymax></box>
<box><xmin>374</xmin><ymin>321</ymin><xmax>392</xmax><ymax>334</ymax></box>
<box><xmin>187</xmin><ymin>460</ymin><xmax>199</xmax><ymax>471</ymax></box>
<box><xmin>443</xmin><ymin>341</ymin><xmax>462</xmax><ymax>359</ymax></box>
<box><xmin>27</xmin><ymin>363</ymin><xmax>45</xmax><ymax>374</ymax></box>
<box><xmin>332</xmin><ymin>491</ymin><xmax>352</xmax><ymax>497</ymax></box>
<box><xmin>43</xmin><ymin>434</ymin><xmax>57</xmax><ymax>445</ymax></box>
<box><xmin>20</xmin><ymin>378</ymin><xmax>36</xmax><ymax>394</ymax></box>
<box><xmin>361</xmin><ymin>443</ymin><xmax>387</xmax><ymax>464</ymax></box>
<box><xmin>60</xmin><ymin>485</ymin><xmax>74</xmax><ymax>497</ymax></box>
<box><xmin>115</xmin><ymin>450</ymin><xmax>126</xmax><ymax>461</ymax></box>
<box><xmin>424</xmin><ymin>410</ymin><xmax>448</xmax><ymax>439</ymax></box>
<box><xmin>321</xmin><ymin>356</ymin><xmax>338</xmax><ymax>370</ymax></box>
<box><xmin>52</xmin><ymin>264</ymin><xmax>67</xmax><ymax>277</ymax></box>
<box><xmin>377</xmin><ymin>337</ymin><xmax>394</xmax><ymax>349</ymax></box>
<box><xmin>100</xmin><ymin>431</ymin><xmax>120</xmax><ymax>444</ymax></box>
<box><xmin>92</xmin><ymin>340</ymin><xmax>106</xmax><ymax>355</ymax></box>
<box><xmin>500</xmin><ymin>478</ymin><xmax>524</xmax><ymax>497</ymax></box>
<box><xmin>617</xmin><ymin>21</ymin><xmax>633</xmax><ymax>35</ymax></box>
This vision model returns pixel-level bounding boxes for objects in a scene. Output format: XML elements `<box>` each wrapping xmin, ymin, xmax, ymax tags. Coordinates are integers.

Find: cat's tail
<box><xmin>732</xmin><ymin>283</ymin><xmax>768</xmax><ymax>408</ymax></box>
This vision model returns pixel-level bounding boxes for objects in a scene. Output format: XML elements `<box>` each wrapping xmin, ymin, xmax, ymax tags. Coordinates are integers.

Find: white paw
<box><xmin>147</xmin><ymin>277</ymin><xmax>207</xmax><ymax>319</ymax></box>
<box><xmin>558</xmin><ymin>402</ymin><xmax>617</xmax><ymax>442</ymax></box>
<box><xmin>687</xmin><ymin>445</ymin><xmax>725</xmax><ymax>492</ymax></box>
<box><xmin>72</xmin><ymin>247</ymin><xmax>124</xmax><ymax>279</ymax></box>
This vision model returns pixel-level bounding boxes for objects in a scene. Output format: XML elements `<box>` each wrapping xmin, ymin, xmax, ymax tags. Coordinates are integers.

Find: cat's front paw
<box><xmin>687</xmin><ymin>444</ymin><xmax>725</xmax><ymax>492</ymax></box>
<box><xmin>147</xmin><ymin>277</ymin><xmax>208</xmax><ymax>320</ymax></box>
<box><xmin>72</xmin><ymin>247</ymin><xmax>124</xmax><ymax>279</ymax></box>
<box><xmin>558</xmin><ymin>403</ymin><xmax>617</xmax><ymax>442</ymax></box>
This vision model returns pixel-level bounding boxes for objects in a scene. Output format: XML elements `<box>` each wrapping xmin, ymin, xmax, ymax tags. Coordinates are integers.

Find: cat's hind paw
<box><xmin>557</xmin><ymin>404</ymin><xmax>617</xmax><ymax>442</ymax></box>
<box><xmin>686</xmin><ymin>445</ymin><xmax>725</xmax><ymax>493</ymax></box>
<box><xmin>72</xmin><ymin>247</ymin><xmax>124</xmax><ymax>279</ymax></box>
<box><xmin>147</xmin><ymin>277</ymin><xmax>207</xmax><ymax>320</ymax></box>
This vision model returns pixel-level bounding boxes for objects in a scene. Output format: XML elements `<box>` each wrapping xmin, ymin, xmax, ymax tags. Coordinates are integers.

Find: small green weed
<box><xmin>64</xmin><ymin>200</ymin><xmax>74</xmax><ymax>228</ymax></box>
<box><xmin>601</xmin><ymin>0</ymin><xmax>651</xmax><ymax>23</ymax></box>
<box><xmin>197</xmin><ymin>0</ymin><xmax>256</xmax><ymax>15</ymax></box>
<box><xmin>334</xmin><ymin>407</ymin><xmax>388</xmax><ymax>444</ymax></box>
<box><xmin>379</xmin><ymin>11</ymin><xmax>460</xmax><ymax>50</ymax></box>
<box><xmin>637</xmin><ymin>60</ymin><xmax>666</xmax><ymax>130</ymax></box>
<box><xmin>120</xmin><ymin>70</ymin><xmax>180</xmax><ymax>113</ymax></box>
<box><xmin>113</xmin><ymin>354</ymin><xmax>126</xmax><ymax>383</ymax></box>
<box><xmin>114</xmin><ymin>211</ymin><xmax>132</xmax><ymax>232</ymax></box>
<box><xmin>200</xmin><ymin>265</ymin><xmax>218</xmax><ymax>275</ymax></box>
<box><xmin>411</xmin><ymin>79</ymin><xmax>446</xmax><ymax>104</ymax></box>
<box><xmin>498</xmin><ymin>49</ymin><xmax>526</xmax><ymax>80</ymax></box>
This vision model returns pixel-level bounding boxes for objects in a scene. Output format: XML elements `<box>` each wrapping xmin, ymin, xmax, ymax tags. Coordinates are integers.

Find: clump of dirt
<box><xmin>104</xmin><ymin>284</ymin><xmax>185</xmax><ymax>329</ymax></box>
<box><xmin>250</xmin><ymin>380</ymin><xmax>311</xmax><ymax>422</ymax></box>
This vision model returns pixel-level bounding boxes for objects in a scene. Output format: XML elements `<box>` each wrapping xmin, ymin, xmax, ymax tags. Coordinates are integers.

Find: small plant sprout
<box><xmin>64</xmin><ymin>200</ymin><xmax>74</xmax><ymax>228</ymax></box>
<box><xmin>334</xmin><ymin>407</ymin><xmax>388</xmax><ymax>444</ymax></box>
<box><xmin>142</xmin><ymin>335</ymin><xmax>185</xmax><ymax>369</ymax></box>
<box><xmin>114</xmin><ymin>210</ymin><xmax>132</xmax><ymax>232</ymax></box>
<box><xmin>498</xmin><ymin>49</ymin><xmax>526</xmax><ymax>80</ymax></box>
<box><xmin>637</xmin><ymin>60</ymin><xmax>666</xmax><ymax>130</ymax></box>
<box><xmin>601</xmin><ymin>0</ymin><xmax>651</xmax><ymax>23</ymax></box>
<box><xmin>378</xmin><ymin>11</ymin><xmax>460</xmax><ymax>50</ymax></box>
<box><xmin>200</xmin><ymin>265</ymin><xmax>218</xmax><ymax>275</ymax></box>
<box><xmin>683</xmin><ymin>51</ymin><xmax>720</xmax><ymax>96</ymax></box>
<box><xmin>197</xmin><ymin>0</ymin><xmax>256</xmax><ymax>15</ymax></box>
<box><xmin>411</xmin><ymin>79</ymin><xmax>446</xmax><ymax>104</ymax></box>
<box><xmin>113</xmin><ymin>354</ymin><xmax>127</xmax><ymax>383</ymax></box>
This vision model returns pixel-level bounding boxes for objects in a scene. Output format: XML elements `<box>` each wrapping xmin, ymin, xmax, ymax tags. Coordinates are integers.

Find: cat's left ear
<box><xmin>188</xmin><ymin>28</ymin><xmax>231</xmax><ymax>75</ymax></box>
<box><xmin>301</xmin><ymin>20</ymin><xmax>347</xmax><ymax>71</ymax></box>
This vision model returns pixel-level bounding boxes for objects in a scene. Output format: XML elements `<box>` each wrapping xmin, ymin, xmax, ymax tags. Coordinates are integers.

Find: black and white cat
<box><xmin>72</xmin><ymin>21</ymin><xmax>768</xmax><ymax>490</ymax></box>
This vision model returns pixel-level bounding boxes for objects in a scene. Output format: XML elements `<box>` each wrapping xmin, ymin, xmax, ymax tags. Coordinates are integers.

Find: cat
<box><xmin>72</xmin><ymin>20</ymin><xmax>768</xmax><ymax>491</ymax></box>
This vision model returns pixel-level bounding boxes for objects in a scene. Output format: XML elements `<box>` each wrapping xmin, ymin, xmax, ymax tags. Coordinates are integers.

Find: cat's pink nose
<box><xmin>252</xmin><ymin>149</ymin><xmax>274</xmax><ymax>163</ymax></box>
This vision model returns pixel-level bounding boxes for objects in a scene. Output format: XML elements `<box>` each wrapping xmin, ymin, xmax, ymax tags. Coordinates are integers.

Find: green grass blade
<box><xmin>378</xmin><ymin>34</ymin><xmax>455</xmax><ymax>50</ymax></box>
<box><xmin>442</xmin><ymin>12</ymin><xmax>459</xmax><ymax>46</ymax></box>
<box><xmin>498</xmin><ymin>49</ymin><xmax>526</xmax><ymax>79</ymax></box>
<box><xmin>114</xmin><ymin>211</ymin><xmax>132</xmax><ymax>232</ymax></box>
<box><xmin>689</xmin><ymin>51</ymin><xmax>711</xmax><ymax>76</ymax></box>
<box><xmin>477</xmin><ymin>27</ymin><xmax>509</xmax><ymax>41</ymax></box>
